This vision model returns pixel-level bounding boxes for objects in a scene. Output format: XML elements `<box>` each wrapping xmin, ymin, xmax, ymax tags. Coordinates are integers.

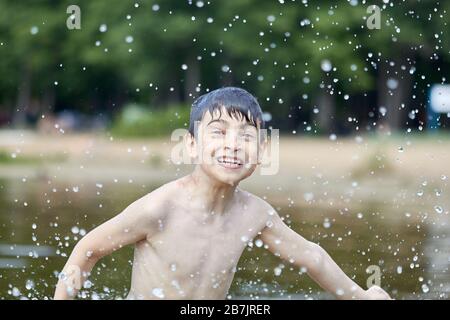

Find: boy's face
<box><xmin>187</xmin><ymin>107</ymin><xmax>264</xmax><ymax>186</ymax></box>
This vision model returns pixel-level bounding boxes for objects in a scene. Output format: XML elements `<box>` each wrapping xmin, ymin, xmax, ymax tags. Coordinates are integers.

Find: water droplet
<box><xmin>336</xmin><ymin>288</ymin><xmax>345</xmax><ymax>296</ymax></box>
<box><xmin>274</xmin><ymin>267</ymin><xmax>282</xmax><ymax>276</ymax></box>
<box><xmin>12</xmin><ymin>287</ymin><xmax>21</xmax><ymax>297</ymax></box>
<box><xmin>71</xmin><ymin>226</ymin><xmax>79</xmax><ymax>234</ymax></box>
<box><xmin>125</xmin><ymin>35</ymin><xmax>134</xmax><ymax>43</ymax></box>
<box><xmin>267</xmin><ymin>15</ymin><xmax>276</xmax><ymax>22</ymax></box>
<box><xmin>300</xmin><ymin>18</ymin><xmax>311</xmax><ymax>27</ymax></box>
<box><xmin>421</xmin><ymin>284</ymin><xmax>429</xmax><ymax>293</ymax></box>
<box><xmin>387</xmin><ymin>78</ymin><xmax>398</xmax><ymax>90</ymax></box>
<box><xmin>99</xmin><ymin>24</ymin><xmax>107</xmax><ymax>32</ymax></box>
<box><xmin>434</xmin><ymin>205</ymin><xmax>443</xmax><ymax>214</ymax></box>
<box><xmin>255</xmin><ymin>239</ymin><xmax>263</xmax><ymax>247</ymax></box>
<box><xmin>58</xmin><ymin>272</ymin><xmax>67</xmax><ymax>281</ymax></box>
<box><xmin>25</xmin><ymin>280</ymin><xmax>35</xmax><ymax>290</ymax></box>
<box><xmin>321</xmin><ymin>59</ymin><xmax>332</xmax><ymax>72</ymax></box>
<box><xmin>83</xmin><ymin>280</ymin><xmax>93</xmax><ymax>289</ymax></box>
<box><xmin>152</xmin><ymin>287</ymin><xmax>165</xmax><ymax>298</ymax></box>
<box><xmin>171</xmin><ymin>280</ymin><xmax>181</xmax><ymax>291</ymax></box>
<box><xmin>91</xmin><ymin>292</ymin><xmax>99</xmax><ymax>300</ymax></box>
<box><xmin>30</xmin><ymin>26</ymin><xmax>39</xmax><ymax>35</ymax></box>
<box><xmin>303</xmin><ymin>192</ymin><xmax>314</xmax><ymax>201</ymax></box>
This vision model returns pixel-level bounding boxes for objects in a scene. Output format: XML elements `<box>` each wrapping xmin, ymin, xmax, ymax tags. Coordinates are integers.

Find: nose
<box><xmin>224</xmin><ymin>129</ymin><xmax>241</xmax><ymax>152</ymax></box>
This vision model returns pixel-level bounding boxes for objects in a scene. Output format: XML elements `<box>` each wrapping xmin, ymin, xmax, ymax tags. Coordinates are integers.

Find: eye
<box><xmin>211</xmin><ymin>128</ymin><xmax>225</xmax><ymax>135</ymax></box>
<box><xmin>242</xmin><ymin>131</ymin><xmax>256</xmax><ymax>140</ymax></box>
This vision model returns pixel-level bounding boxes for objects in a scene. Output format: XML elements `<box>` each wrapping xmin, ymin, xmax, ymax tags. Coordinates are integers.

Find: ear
<box><xmin>184</xmin><ymin>132</ymin><xmax>198</xmax><ymax>159</ymax></box>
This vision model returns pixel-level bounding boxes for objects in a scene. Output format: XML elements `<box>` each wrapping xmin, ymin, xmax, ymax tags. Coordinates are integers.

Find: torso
<box><xmin>126</xmin><ymin>182</ymin><xmax>269</xmax><ymax>300</ymax></box>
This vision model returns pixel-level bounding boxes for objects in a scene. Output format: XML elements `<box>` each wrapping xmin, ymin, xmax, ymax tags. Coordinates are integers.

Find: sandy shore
<box><xmin>0</xmin><ymin>129</ymin><xmax>449</xmax><ymax>211</ymax></box>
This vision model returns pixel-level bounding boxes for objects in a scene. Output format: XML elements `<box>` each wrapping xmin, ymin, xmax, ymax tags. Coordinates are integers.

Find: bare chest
<box><xmin>146</xmin><ymin>207</ymin><xmax>264</xmax><ymax>277</ymax></box>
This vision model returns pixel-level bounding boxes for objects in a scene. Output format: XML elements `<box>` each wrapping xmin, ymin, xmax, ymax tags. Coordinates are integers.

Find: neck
<box><xmin>186</xmin><ymin>166</ymin><xmax>238</xmax><ymax>216</ymax></box>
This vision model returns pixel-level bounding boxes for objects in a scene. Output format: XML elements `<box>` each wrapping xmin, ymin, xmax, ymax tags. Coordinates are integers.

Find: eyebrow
<box><xmin>207</xmin><ymin>119</ymin><xmax>227</xmax><ymax>127</ymax></box>
<box><xmin>206</xmin><ymin>118</ymin><xmax>257</xmax><ymax>129</ymax></box>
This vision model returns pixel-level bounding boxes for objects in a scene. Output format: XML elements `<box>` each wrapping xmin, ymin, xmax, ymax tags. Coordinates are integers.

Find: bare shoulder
<box><xmin>235</xmin><ymin>188</ymin><xmax>277</xmax><ymax>221</ymax></box>
<box><xmin>127</xmin><ymin>180</ymin><xmax>178</xmax><ymax>220</ymax></box>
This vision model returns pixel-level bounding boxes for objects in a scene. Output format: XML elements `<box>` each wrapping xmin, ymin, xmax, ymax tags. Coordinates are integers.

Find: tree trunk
<box><xmin>219</xmin><ymin>54</ymin><xmax>234</xmax><ymax>88</ymax></box>
<box><xmin>14</xmin><ymin>64</ymin><xmax>32</xmax><ymax>128</ymax></box>
<box><xmin>377</xmin><ymin>55</ymin><xmax>413</xmax><ymax>133</ymax></box>
<box><xmin>166</xmin><ymin>77</ymin><xmax>181</xmax><ymax>106</ymax></box>
<box><xmin>184</xmin><ymin>53</ymin><xmax>200</xmax><ymax>103</ymax></box>
<box><xmin>315</xmin><ymin>89</ymin><xmax>336</xmax><ymax>134</ymax></box>
<box><xmin>42</xmin><ymin>87</ymin><xmax>55</xmax><ymax>114</ymax></box>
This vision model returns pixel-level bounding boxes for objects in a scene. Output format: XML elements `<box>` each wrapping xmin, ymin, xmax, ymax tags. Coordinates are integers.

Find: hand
<box><xmin>364</xmin><ymin>285</ymin><xmax>393</xmax><ymax>300</ymax></box>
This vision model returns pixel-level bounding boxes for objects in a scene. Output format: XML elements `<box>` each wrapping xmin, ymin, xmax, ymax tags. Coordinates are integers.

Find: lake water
<box><xmin>0</xmin><ymin>174</ymin><xmax>448</xmax><ymax>300</ymax></box>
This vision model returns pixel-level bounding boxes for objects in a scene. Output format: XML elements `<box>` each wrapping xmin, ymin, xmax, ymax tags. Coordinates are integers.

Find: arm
<box><xmin>53</xmin><ymin>191</ymin><xmax>166</xmax><ymax>300</ymax></box>
<box><xmin>258</xmin><ymin>207</ymin><xmax>391</xmax><ymax>300</ymax></box>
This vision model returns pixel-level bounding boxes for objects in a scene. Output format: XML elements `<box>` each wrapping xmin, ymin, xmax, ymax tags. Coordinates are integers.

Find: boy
<box><xmin>54</xmin><ymin>87</ymin><xmax>391</xmax><ymax>300</ymax></box>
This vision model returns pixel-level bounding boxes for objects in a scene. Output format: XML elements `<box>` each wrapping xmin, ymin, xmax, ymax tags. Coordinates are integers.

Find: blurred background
<box><xmin>0</xmin><ymin>0</ymin><xmax>449</xmax><ymax>300</ymax></box>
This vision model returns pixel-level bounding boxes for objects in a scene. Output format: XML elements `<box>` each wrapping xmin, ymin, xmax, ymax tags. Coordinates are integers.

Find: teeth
<box><xmin>218</xmin><ymin>157</ymin><xmax>241</xmax><ymax>165</ymax></box>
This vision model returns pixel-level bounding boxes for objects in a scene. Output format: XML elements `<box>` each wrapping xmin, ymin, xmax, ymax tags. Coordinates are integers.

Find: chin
<box><xmin>210</xmin><ymin>166</ymin><xmax>257</xmax><ymax>186</ymax></box>
<box><xmin>198</xmin><ymin>166</ymin><xmax>242</xmax><ymax>186</ymax></box>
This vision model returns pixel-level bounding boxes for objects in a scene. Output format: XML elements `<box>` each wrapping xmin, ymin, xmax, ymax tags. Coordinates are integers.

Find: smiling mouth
<box><xmin>217</xmin><ymin>156</ymin><xmax>243</xmax><ymax>169</ymax></box>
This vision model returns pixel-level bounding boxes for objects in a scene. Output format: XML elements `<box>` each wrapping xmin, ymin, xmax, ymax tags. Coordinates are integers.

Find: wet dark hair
<box><xmin>189</xmin><ymin>87</ymin><xmax>264</xmax><ymax>136</ymax></box>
